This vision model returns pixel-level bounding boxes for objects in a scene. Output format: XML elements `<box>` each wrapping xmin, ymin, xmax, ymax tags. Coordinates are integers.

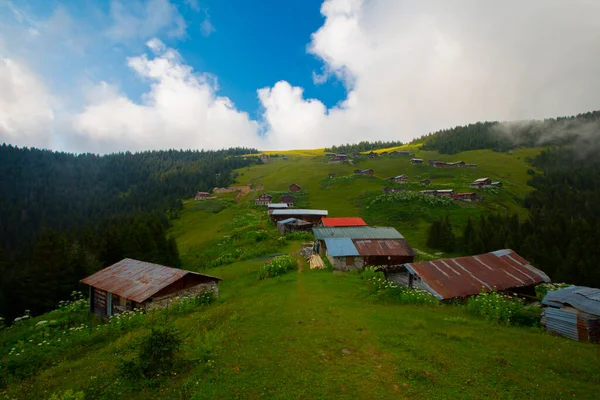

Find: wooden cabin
<box><xmin>289</xmin><ymin>183</ymin><xmax>302</xmax><ymax>192</ymax></box>
<box><xmin>255</xmin><ymin>194</ymin><xmax>273</xmax><ymax>205</ymax></box>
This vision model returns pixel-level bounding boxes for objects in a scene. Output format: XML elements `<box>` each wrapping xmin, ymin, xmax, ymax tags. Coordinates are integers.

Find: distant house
<box><xmin>382</xmin><ymin>187</ymin><xmax>395</xmax><ymax>194</ymax></box>
<box><xmin>368</xmin><ymin>152</ymin><xmax>378</xmax><ymax>159</ymax></box>
<box><xmin>271</xmin><ymin>209</ymin><xmax>328</xmax><ymax>224</ymax></box>
<box><xmin>331</xmin><ymin>154</ymin><xmax>347</xmax><ymax>163</ymax></box>
<box><xmin>429</xmin><ymin>161</ymin><xmax>448</xmax><ymax>168</ymax></box>
<box><xmin>277</xmin><ymin>218</ymin><xmax>313</xmax><ymax>235</ymax></box>
<box><xmin>420</xmin><ymin>189</ymin><xmax>438</xmax><ymax>196</ymax></box>
<box><xmin>420</xmin><ymin>179</ymin><xmax>431</xmax><ymax>186</ymax></box>
<box><xmin>391</xmin><ymin>151</ymin><xmax>411</xmax><ymax>156</ymax></box>
<box><xmin>436</xmin><ymin>189</ymin><xmax>454</xmax><ymax>197</ymax></box>
<box><xmin>389</xmin><ymin>249</ymin><xmax>550</xmax><ymax>300</ymax></box>
<box><xmin>195</xmin><ymin>191</ymin><xmax>211</xmax><ymax>200</ymax></box>
<box><xmin>380</xmin><ymin>151</ymin><xmax>388</xmax><ymax>156</ymax></box>
<box><xmin>260</xmin><ymin>154</ymin><xmax>269</xmax><ymax>163</ymax></box>
<box><xmin>469</xmin><ymin>177</ymin><xmax>492</xmax><ymax>188</ymax></box>
<box><xmin>280</xmin><ymin>194</ymin><xmax>295</xmax><ymax>207</ymax></box>
<box><xmin>255</xmin><ymin>194</ymin><xmax>273</xmax><ymax>206</ymax></box>
<box><xmin>542</xmin><ymin>286</ymin><xmax>600</xmax><ymax>343</ymax></box>
<box><xmin>354</xmin><ymin>169</ymin><xmax>374</xmax><ymax>175</ymax></box>
<box><xmin>289</xmin><ymin>183</ymin><xmax>302</xmax><ymax>192</ymax></box>
<box><xmin>465</xmin><ymin>163</ymin><xmax>477</xmax><ymax>168</ymax></box>
<box><xmin>81</xmin><ymin>258</ymin><xmax>221</xmax><ymax>318</ymax></box>
<box><xmin>321</xmin><ymin>217</ymin><xmax>367</xmax><ymax>227</ymax></box>
<box><xmin>328</xmin><ymin>173</ymin><xmax>335</xmax><ymax>179</ymax></box>
<box><xmin>491</xmin><ymin>181</ymin><xmax>503</xmax><ymax>188</ymax></box>
<box><xmin>393</xmin><ymin>174</ymin><xmax>408</xmax><ymax>184</ymax></box>
<box><xmin>352</xmin><ymin>152</ymin><xmax>362</xmax><ymax>158</ymax></box>
<box><xmin>312</xmin><ymin>226</ymin><xmax>415</xmax><ymax>271</ymax></box>
<box><xmin>452</xmin><ymin>192</ymin><xmax>478</xmax><ymax>202</ymax></box>
<box><xmin>448</xmin><ymin>161</ymin><xmax>466</xmax><ymax>167</ymax></box>
<box><xmin>411</xmin><ymin>158</ymin><xmax>424</xmax><ymax>164</ymax></box>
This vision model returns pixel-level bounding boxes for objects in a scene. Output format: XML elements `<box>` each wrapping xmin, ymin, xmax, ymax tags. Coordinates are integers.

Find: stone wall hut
<box><xmin>289</xmin><ymin>183</ymin><xmax>302</xmax><ymax>192</ymax></box>
<box><xmin>81</xmin><ymin>258</ymin><xmax>221</xmax><ymax>318</ymax></box>
<box><xmin>255</xmin><ymin>193</ymin><xmax>273</xmax><ymax>206</ymax></box>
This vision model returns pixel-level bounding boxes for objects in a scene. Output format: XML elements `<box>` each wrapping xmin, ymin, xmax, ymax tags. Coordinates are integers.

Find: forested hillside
<box><xmin>417</xmin><ymin>110</ymin><xmax>600</xmax><ymax>154</ymax></box>
<box><xmin>0</xmin><ymin>145</ymin><xmax>258</xmax><ymax>320</ymax></box>
<box><xmin>324</xmin><ymin>140</ymin><xmax>404</xmax><ymax>154</ymax></box>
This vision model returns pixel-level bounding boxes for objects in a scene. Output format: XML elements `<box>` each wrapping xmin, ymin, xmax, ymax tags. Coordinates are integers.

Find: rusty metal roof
<box><xmin>321</xmin><ymin>217</ymin><xmax>367</xmax><ymax>227</ymax></box>
<box><xmin>80</xmin><ymin>258</ymin><xmax>221</xmax><ymax>303</ymax></box>
<box><xmin>404</xmin><ymin>249</ymin><xmax>550</xmax><ymax>300</ymax></box>
<box><xmin>353</xmin><ymin>239</ymin><xmax>416</xmax><ymax>257</ymax></box>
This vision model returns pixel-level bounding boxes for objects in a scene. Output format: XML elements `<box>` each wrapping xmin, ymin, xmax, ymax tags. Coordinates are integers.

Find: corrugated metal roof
<box><xmin>313</xmin><ymin>226</ymin><xmax>404</xmax><ymax>240</ymax></box>
<box><xmin>272</xmin><ymin>209</ymin><xmax>328</xmax><ymax>216</ymax></box>
<box><xmin>278</xmin><ymin>218</ymin><xmax>298</xmax><ymax>225</ymax></box>
<box><xmin>473</xmin><ymin>177</ymin><xmax>490</xmax><ymax>183</ymax></box>
<box><xmin>542</xmin><ymin>286</ymin><xmax>600</xmax><ymax>316</ymax></box>
<box><xmin>80</xmin><ymin>258</ymin><xmax>221</xmax><ymax>303</ymax></box>
<box><xmin>324</xmin><ymin>238</ymin><xmax>359</xmax><ymax>257</ymax></box>
<box><xmin>321</xmin><ymin>217</ymin><xmax>367</xmax><ymax>227</ymax></box>
<box><xmin>353</xmin><ymin>239</ymin><xmax>415</xmax><ymax>257</ymax></box>
<box><xmin>268</xmin><ymin>203</ymin><xmax>289</xmax><ymax>209</ymax></box>
<box><xmin>404</xmin><ymin>249</ymin><xmax>550</xmax><ymax>300</ymax></box>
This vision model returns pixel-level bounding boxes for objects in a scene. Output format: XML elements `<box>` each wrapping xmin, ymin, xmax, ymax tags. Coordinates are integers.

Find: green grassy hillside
<box><xmin>2</xmin><ymin>144</ymin><xmax>599</xmax><ymax>400</ymax></box>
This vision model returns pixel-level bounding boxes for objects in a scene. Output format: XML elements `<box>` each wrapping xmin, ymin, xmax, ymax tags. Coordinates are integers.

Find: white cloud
<box><xmin>260</xmin><ymin>0</ymin><xmax>600</xmax><ymax>148</ymax></box>
<box><xmin>72</xmin><ymin>39</ymin><xmax>259</xmax><ymax>152</ymax></box>
<box><xmin>200</xmin><ymin>14</ymin><xmax>215</xmax><ymax>37</ymax></box>
<box><xmin>0</xmin><ymin>57</ymin><xmax>55</xmax><ymax>148</ymax></box>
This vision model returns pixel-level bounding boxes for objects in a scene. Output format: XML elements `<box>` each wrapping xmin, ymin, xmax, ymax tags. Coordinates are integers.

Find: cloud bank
<box><xmin>2</xmin><ymin>0</ymin><xmax>600</xmax><ymax>152</ymax></box>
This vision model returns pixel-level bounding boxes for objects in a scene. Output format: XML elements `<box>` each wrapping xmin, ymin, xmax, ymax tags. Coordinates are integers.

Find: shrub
<box><xmin>258</xmin><ymin>255</ymin><xmax>297</xmax><ymax>280</ymax></box>
<box><xmin>466</xmin><ymin>290</ymin><xmax>541</xmax><ymax>326</ymax></box>
<box><xmin>118</xmin><ymin>325</ymin><xmax>184</xmax><ymax>380</ymax></box>
<box><xmin>49</xmin><ymin>390</ymin><xmax>85</xmax><ymax>400</ymax></box>
<box><xmin>535</xmin><ymin>282</ymin><xmax>571</xmax><ymax>301</ymax></box>
<box><xmin>361</xmin><ymin>267</ymin><xmax>439</xmax><ymax>305</ymax></box>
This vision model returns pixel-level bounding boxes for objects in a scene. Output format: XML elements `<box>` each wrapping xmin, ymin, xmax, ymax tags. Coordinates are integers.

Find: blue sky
<box><xmin>2</xmin><ymin>0</ymin><xmax>600</xmax><ymax>153</ymax></box>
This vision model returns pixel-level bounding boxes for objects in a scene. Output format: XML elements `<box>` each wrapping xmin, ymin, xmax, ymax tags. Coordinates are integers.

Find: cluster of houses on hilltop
<box><xmin>410</xmin><ymin>158</ymin><xmax>477</xmax><ymax>168</ymax></box>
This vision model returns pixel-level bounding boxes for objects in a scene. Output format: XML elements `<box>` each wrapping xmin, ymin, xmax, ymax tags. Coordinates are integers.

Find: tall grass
<box><xmin>257</xmin><ymin>255</ymin><xmax>297</xmax><ymax>280</ymax></box>
<box><xmin>361</xmin><ymin>267</ymin><xmax>439</xmax><ymax>305</ymax></box>
<box><xmin>466</xmin><ymin>290</ymin><xmax>541</xmax><ymax>326</ymax></box>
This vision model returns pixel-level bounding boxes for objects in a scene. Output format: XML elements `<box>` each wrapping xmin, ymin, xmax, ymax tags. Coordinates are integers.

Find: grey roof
<box><xmin>313</xmin><ymin>226</ymin><xmax>403</xmax><ymax>240</ymax></box>
<box><xmin>324</xmin><ymin>238</ymin><xmax>359</xmax><ymax>257</ymax></box>
<box><xmin>272</xmin><ymin>209</ymin><xmax>328</xmax><ymax>216</ymax></box>
<box><xmin>473</xmin><ymin>177</ymin><xmax>490</xmax><ymax>183</ymax></box>
<box><xmin>268</xmin><ymin>203</ymin><xmax>289</xmax><ymax>209</ymax></box>
<box><xmin>542</xmin><ymin>286</ymin><xmax>600</xmax><ymax>316</ymax></box>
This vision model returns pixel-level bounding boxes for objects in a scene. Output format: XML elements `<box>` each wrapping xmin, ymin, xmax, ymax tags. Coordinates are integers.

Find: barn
<box><xmin>312</xmin><ymin>226</ymin><xmax>415</xmax><ymax>271</ymax></box>
<box><xmin>81</xmin><ymin>258</ymin><xmax>221</xmax><ymax>318</ymax></box>
<box><xmin>390</xmin><ymin>249</ymin><xmax>550</xmax><ymax>300</ymax></box>
<box><xmin>271</xmin><ymin>209</ymin><xmax>328</xmax><ymax>224</ymax></box>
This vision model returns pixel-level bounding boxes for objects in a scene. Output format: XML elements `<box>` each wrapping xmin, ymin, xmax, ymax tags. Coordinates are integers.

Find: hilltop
<box><xmin>2</xmin><ymin>130</ymin><xmax>600</xmax><ymax>399</ymax></box>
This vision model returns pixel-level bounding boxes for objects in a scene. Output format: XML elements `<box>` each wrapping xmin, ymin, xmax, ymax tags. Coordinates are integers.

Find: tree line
<box><xmin>415</xmin><ymin>111</ymin><xmax>600</xmax><ymax>154</ymax></box>
<box><xmin>324</xmin><ymin>140</ymin><xmax>404</xmax><ymax>154</ymax></box>
<box><xmin>0</xmin><ymin>145</ymin><xmax>258</xmax><ymax>320</ymax></box>
<box><xmin>426</xmin><ymin>146</ymin><xmax>600</xmax><ymax>287</ymax></box>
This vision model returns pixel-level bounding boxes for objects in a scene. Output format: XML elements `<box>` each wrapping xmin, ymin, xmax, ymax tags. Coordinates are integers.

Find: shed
<box><xmin>393</xmin><ymin>174</ymin><xmax>408</xmax><ymax>184</ymax></box>
<box><xmin>542</xmin><ymin>286</ymin><xmax>600</xmax><ymax>343</ymax></box>
<box><xmin>260</xmin><ymin>154</ymin><xmax>269</xmax><ymax>163</ymax></box>
<box><xmin>289</xmin><ymin>183</ymin><xmax>302</xmax><ymax>192</ymax></box>
<box><xmin>271</xmin><ymin>209</ymin><xmax>328</xmax><ymax>224</ymax></box>
<box><xmin>420</xmin><ymin>179</ymin><xmax>431</xmax><ymax>186</ymax></box>
<box><xmin>321</xmin><ymin>217</ymin><xmax>367</xmax><ymax>227</ymax></box>
<box><xmin>195</xmin><ymin>191</ymin><xmax>211</xmax><ymax>200</ymax></box>
<box><xmin>394</xmin><ymin>249</ymin><xmax>550</xmax><ymax>301</ymax></box>
<box><xmin>255</xmin><ymin>193</ymin><xmax>273</xmax><ymax>206</ymax></box>
<box><xmin>469</xmin><ymin>177</ymin><xmax>492</xmax><ymax>187</ymax></box>
<box><xmin>280</xmin><ymin>194</ymin><xmax>294</xmax><ymax>206</ymax></box>
<box><xmin>277</xmin><ymin>218</ymin><xmax>313</xmax><ymax>235</ymax></box>
<box><xmin>411</xmin><ymin>158</ymin><xmax>424</xmax><ymax>164</ymax></box>
<box><xmin>81</xmin><ymin>258</ymin><xmax>221</xmax><ymax>318</ymax></box>
<box><xmin>354</xmin><ymin>169</ymin><xmax>374</xmax><ymax>175</ymax></box>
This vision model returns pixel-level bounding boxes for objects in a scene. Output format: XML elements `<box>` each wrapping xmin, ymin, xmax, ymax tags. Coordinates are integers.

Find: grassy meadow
<box><xmin>3</xmin><ymin>144</ymin><xmax>599</xmax><ymax>399</ymax></box>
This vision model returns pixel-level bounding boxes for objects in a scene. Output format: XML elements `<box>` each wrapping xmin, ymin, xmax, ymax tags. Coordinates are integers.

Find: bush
<box><xmin>466</xmin><ymin>290</ymin><xmax>541</xmax><ymax>326</ymax></box>
<box><xmin>361</xmin><ymin>267</ymin><xmax>439</xmax><ymax>305</ymax></box>
<box><xmin>535</xmin><ymin>282</ymin><xmax>571</xmax><ymax>301</ymax></box>
<box><xmin>118</xmin><ymin>325</ymin><xmax>184</xmax><ymax>380</ymax></box>
<box><xmin>49</xmin><ymin>390</ymin><xmax>85</xmax><ymax>400</ymax></box>
<box><xmin>258</xmin><ymin>255</ymin><xmax>297</xmax><ymax>280</ymax></box>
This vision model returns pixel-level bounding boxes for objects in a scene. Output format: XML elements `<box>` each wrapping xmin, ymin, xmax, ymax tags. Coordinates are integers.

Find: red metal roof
<box><xmin>353</xmin><ymin>239</ymin><xmax>415</xmax><ymax>256</ymax></box>
<box><xmin>321</xmin><ymin>217</ymin><xmax>367</xmax><ymax>227</ymax></box>
<box><xmin>404</xmin><ymin>249</ymin><xmax>551</xmax><ymax>300</ymax></box>
<box><xmin>80</xmin><ymin>258</ymin><xmax>221</xmax><ymax>303</ymax></box>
